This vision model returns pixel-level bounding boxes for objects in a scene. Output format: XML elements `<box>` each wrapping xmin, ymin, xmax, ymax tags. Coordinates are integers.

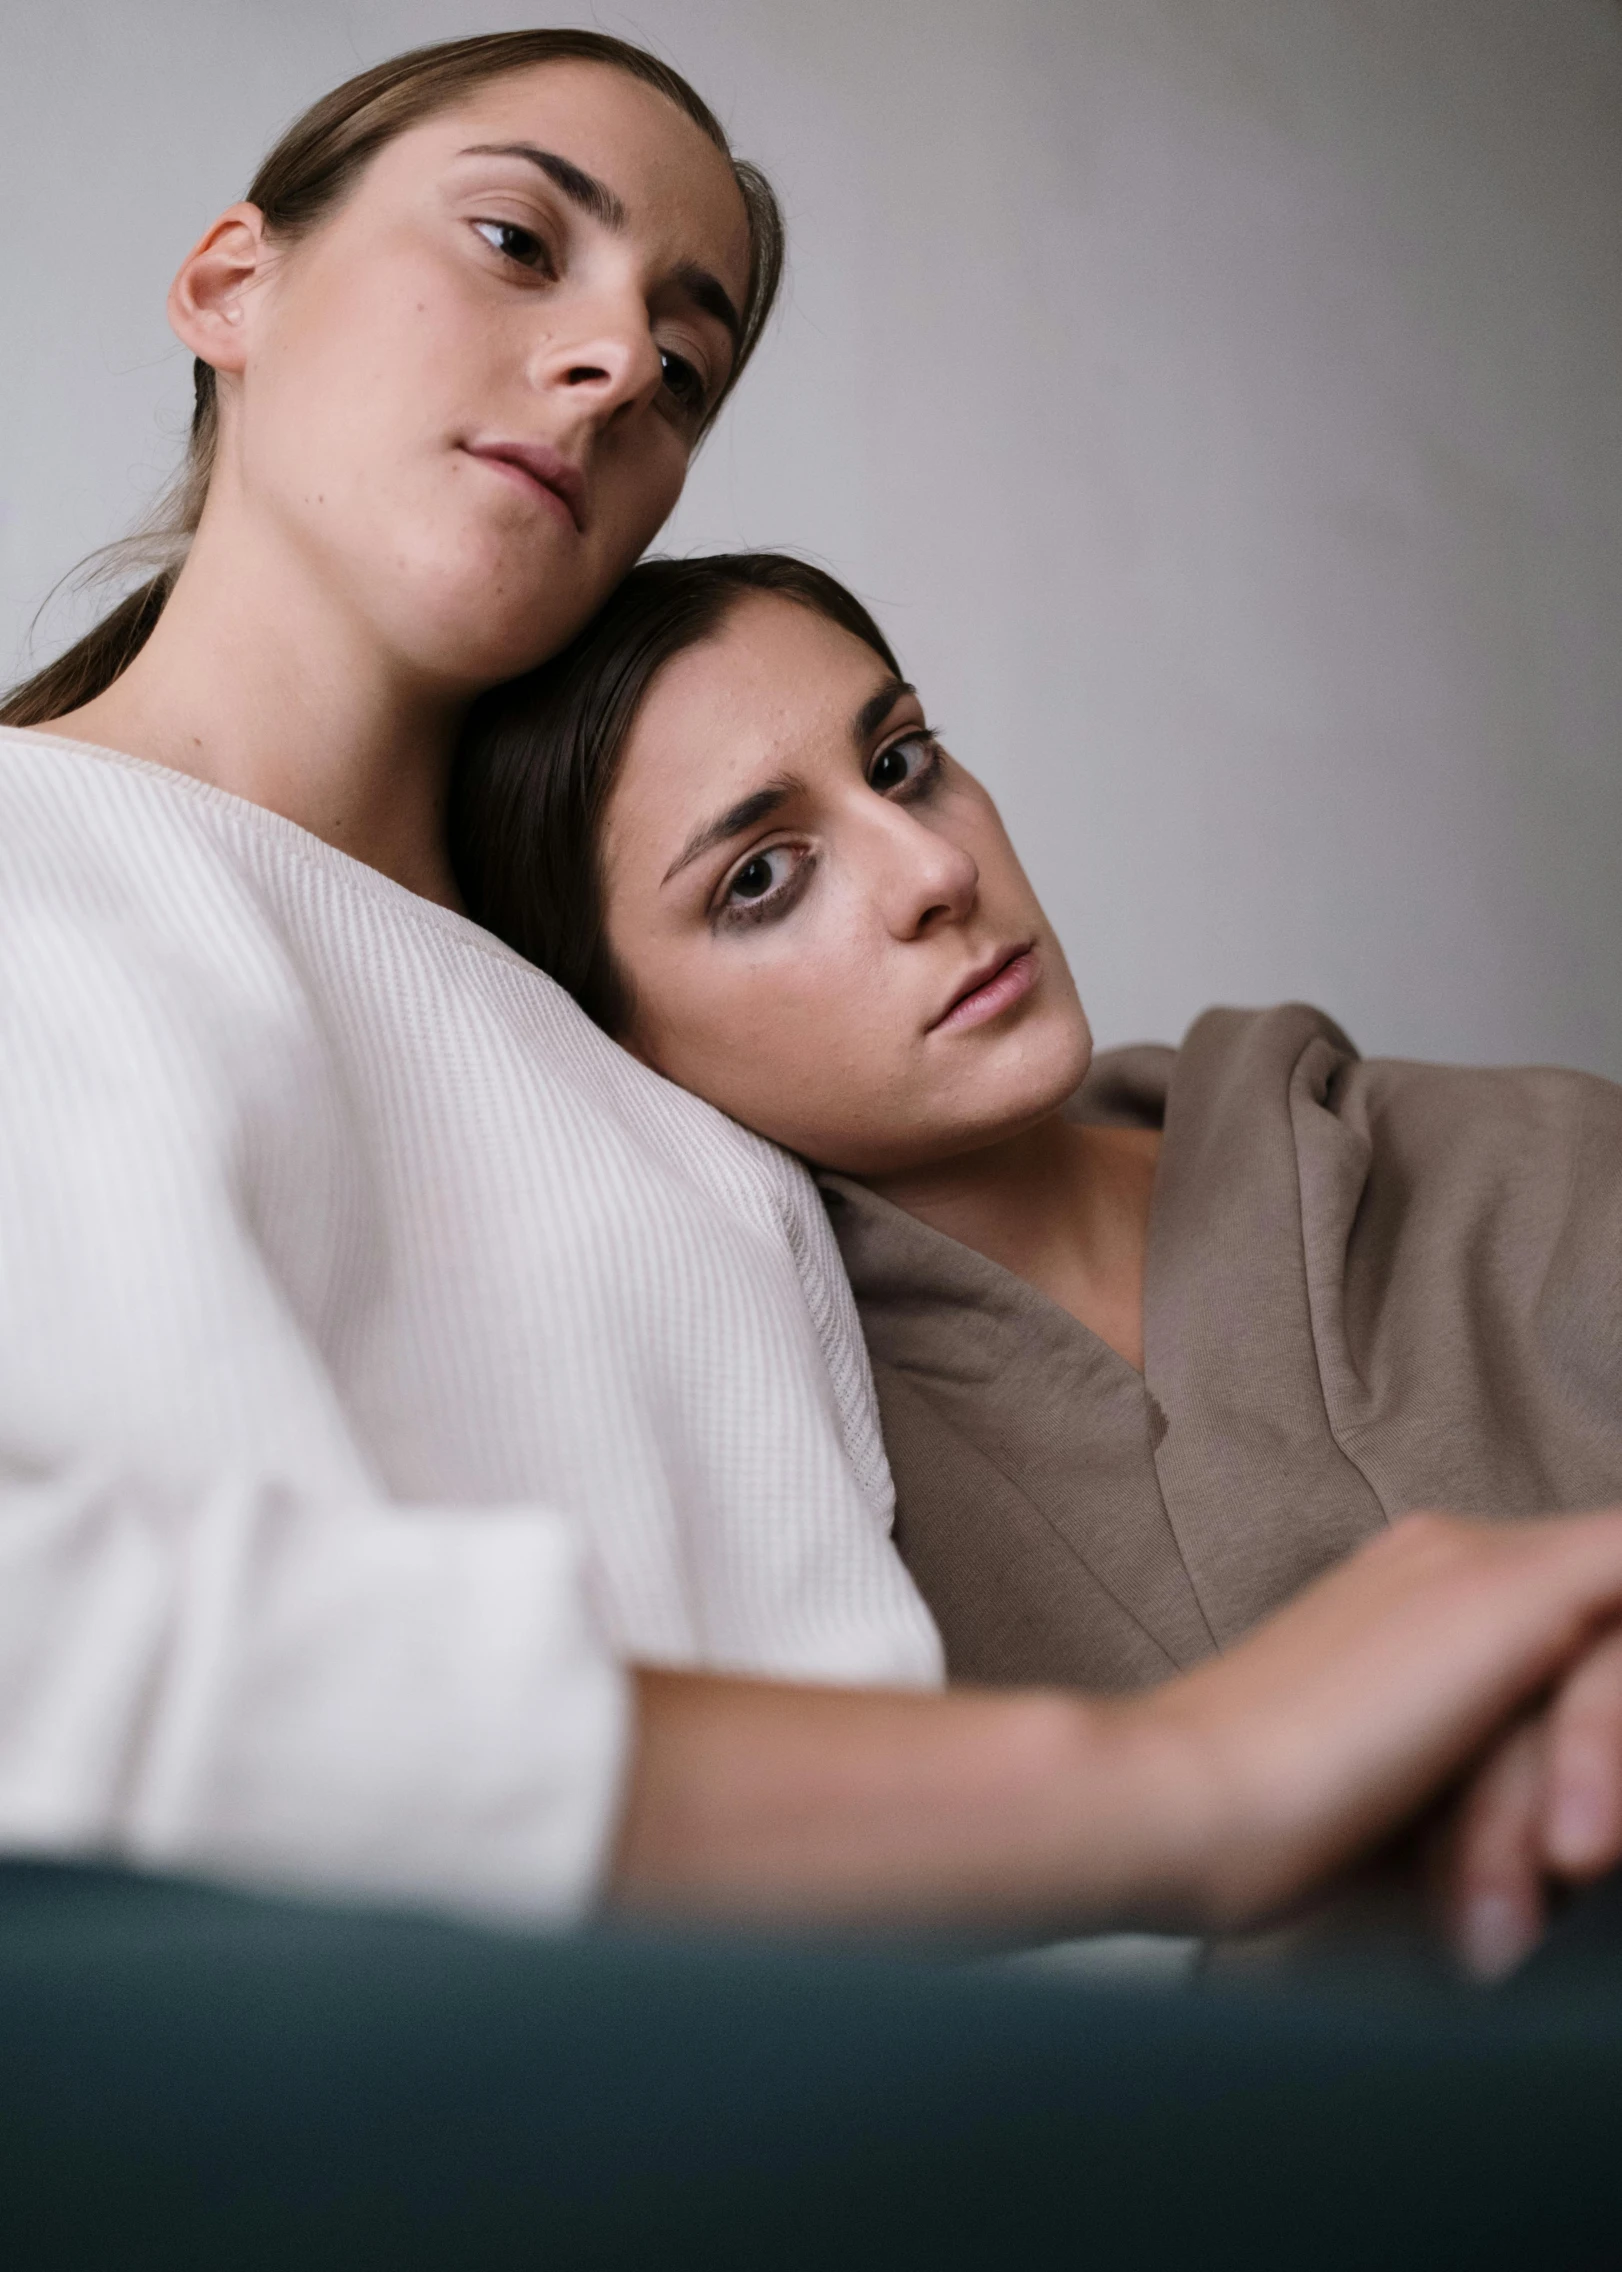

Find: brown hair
<box><xmin>449</xmin><ymin>552</ymin><xmax>901</xmax><ymax>1033</ymax></box>
<box><xmin>1</xmin><ymin>31</ymin><xmax>784</xmax><ymax>729</ymax></box>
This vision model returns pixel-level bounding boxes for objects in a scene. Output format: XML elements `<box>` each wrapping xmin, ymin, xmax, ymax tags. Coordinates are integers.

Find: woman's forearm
<box><xmin>610</xmin><ymin>1511</ymin><xmax>1622</xmax><ymax>1941</ymax></box>
<box><xmin>611</xmin><ymin>1668</ymin><xmax>1207</xmax><ymax>1936</ymax></box>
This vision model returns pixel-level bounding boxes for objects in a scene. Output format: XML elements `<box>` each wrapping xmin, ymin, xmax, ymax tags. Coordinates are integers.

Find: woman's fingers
<box><xmin>1541</xmin><ymin>1622</ymin><xmax>1622</xmax><ymax>1878</ymax></box>
<box><xmin>1432</xmin><ymin>1623</ymin><xmax>1622</xmax><ymax>1980</ymax></box>
<box><xmin>1160</xmin><ymin>1508</ymin><xmax>1622</xmax><ymax>1927</ymax></box>
<box><xmin>1434</xmin><ymin>1714</ymin><xmax>1549</xmax><ymax>1981</ymax></box>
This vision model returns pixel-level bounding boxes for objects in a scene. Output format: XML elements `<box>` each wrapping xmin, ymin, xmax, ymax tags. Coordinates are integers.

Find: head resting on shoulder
<box><xmin>451</xmin><ymin>554</ymin><xmax>1094</xmax><ymax>1177</ymax></box>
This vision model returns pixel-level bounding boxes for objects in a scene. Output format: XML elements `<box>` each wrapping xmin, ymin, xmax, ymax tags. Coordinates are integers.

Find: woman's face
<box><xmin>599</xmin><ymin>595</ymin><xmax>1093</xmax><ymax>1176</ymax></box>
<box><xmin>204</xmin><ymin>63</ymin><xmax>750</xmax><ymax>689</ymax></box>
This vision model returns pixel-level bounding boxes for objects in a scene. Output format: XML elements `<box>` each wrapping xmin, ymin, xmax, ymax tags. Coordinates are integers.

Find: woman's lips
<box><xmin>930</xmin><ymin>947</ymin><xmax>1038</xmax><ymax>1034</ymax></box>
<box><xmin>463</xmin><ymin>442</ymin><xmax>586</xmax><ymax>532</ymax></box>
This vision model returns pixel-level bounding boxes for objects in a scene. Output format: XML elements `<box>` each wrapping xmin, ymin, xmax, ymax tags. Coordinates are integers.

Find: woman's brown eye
<box><xmin>731</xmin><ymin>856</ymin><xmax>774</xmax><ymax>901</ymax></box>
<box><xmin>659</xmin><ymin>348</ymin><xmax>707</xmax><ymax>416</ymax></box>
<box><xmin>473</xmin><ymin>219</ymin><xmax>552</xmax><ymax>272</ymax></box>
<box><xmin>714</xmin><ymin>844</ymin><xmax>814</xmax><ymax>930</ymax></box>
<box><xmin>870</xmin><ymin>736</ymin><xmax>929</xmax><ymax>792</ymax></box>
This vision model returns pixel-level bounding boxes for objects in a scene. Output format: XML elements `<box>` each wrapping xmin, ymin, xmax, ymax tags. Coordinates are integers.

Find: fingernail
<box><xmin>1461</xmin><ymin>1893</ymin><xmax>1534</xmax><ymax>1983</ymax></box>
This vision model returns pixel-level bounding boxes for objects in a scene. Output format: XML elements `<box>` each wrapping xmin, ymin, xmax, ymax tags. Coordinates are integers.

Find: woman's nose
<box><xmin>529</xmin><ymin>290</ymin><xmax>664</xmax><ymax>426</ymax></box>
<box><xmin>876</xmin><ymin>810</ymin><xmax>980</xmax><ymax>940</ymax></box>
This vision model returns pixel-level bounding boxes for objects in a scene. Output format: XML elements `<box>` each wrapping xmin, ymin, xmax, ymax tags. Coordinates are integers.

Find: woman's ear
<box><xmin>166</xmin><ymin>203</ymin><xmax>271</xmax><ymax>380</ymax></box>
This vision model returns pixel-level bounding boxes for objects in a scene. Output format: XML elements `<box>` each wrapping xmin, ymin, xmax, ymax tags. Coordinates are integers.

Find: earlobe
<box><xmin>166</xmin><ymin>203</ymin><xmax>269</xmax><ymax>379</ymax></box>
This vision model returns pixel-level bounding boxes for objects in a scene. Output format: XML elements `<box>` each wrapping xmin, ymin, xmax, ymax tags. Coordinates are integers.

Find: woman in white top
<box><xmin>5</xmin><ymin>29</ymin><xmax>1622</xmax><ymax>1980</ymax></box>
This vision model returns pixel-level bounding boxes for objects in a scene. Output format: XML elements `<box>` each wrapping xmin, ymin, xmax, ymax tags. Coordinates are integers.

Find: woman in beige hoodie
<box><xmin>454</xmin><ymin>548</ymin><xmax>1622</xmax><ymax>1974</ymax></box>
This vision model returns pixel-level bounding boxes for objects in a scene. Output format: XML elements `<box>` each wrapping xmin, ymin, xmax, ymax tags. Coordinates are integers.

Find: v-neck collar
<box><xmin>821</xmin><ymin>1070</ymin><xmax>1212</xmax><ymax>1669</ymax></box>
<box><xmin>825</xmin><ymin>1006</ymin><xmax>1390</xmax><ymax>1661</ymax></box>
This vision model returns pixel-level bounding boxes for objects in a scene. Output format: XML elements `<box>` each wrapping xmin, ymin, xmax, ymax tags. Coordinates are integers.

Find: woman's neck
<box><xmin>860</xmin><ymin>1112</ymin><xmax>1160</xmax><ymax>1372</ymax></box>
<box><xmin>41</xmin><ymin>502</ymin><xmax>465</xmax><ymax>908</ymax></box>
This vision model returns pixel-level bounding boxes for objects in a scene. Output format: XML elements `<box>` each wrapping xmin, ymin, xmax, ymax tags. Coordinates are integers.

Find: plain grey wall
<box><xmin>4</xmin><ymin>0</ymin><xmax>1619</xmax><ymax>1071</ymax></box>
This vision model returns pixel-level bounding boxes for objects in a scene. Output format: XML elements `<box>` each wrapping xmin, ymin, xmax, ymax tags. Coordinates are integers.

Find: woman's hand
<box><xmin>1134</xmin><ymin>1509</ymin><xmax>1622</xmax><ymax>1938</ymax></box>
<box><xmin>1431</xmin><ymin>1623</ymin><xmax>1622</xmax><ymax>1978</ymax></box>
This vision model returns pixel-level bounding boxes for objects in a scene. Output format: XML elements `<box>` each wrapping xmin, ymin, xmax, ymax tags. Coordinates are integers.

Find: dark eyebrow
<box><xmin>854</xmin><ymin>677</ymin><xmax>917</xmax><ymax>745</ymax></box>
<box><xmin>662</xmin><ymin>777</ymin><xmax>802</xmax><ymax>886</ymax></box>
<box><xmin>661</xmin><ymin>680</ymin><xmax>918</xmax><ymax>888</ymax></box>
<box><xmin>460</xmin><ymin>145</ymin><xmax>740</xmax><ymax>356</ymax></box>
<box><xmin>458</xmin><ymin>142</ymin><xmax>627</xmax><ymax>230</ymax></box>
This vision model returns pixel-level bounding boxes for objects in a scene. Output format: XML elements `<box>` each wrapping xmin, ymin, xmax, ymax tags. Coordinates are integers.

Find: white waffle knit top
<box><xmin>0</xmin><ymin>727</ymin><xmax>942</xmax><ymax>1921</ymax></box>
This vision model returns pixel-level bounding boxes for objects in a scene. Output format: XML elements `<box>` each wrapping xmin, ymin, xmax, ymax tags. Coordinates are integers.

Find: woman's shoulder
<box><xmin>1081</xmin><ymin>1004</ymin><xmax>1622</xmax><ymax>1227</ymax></box>
<box><xmin>0</xmin><ymin>722</ymin><xmax>538</xmax><ymax>974</ymax></box>
<box><xmin>1128</xmin><ymin>998</ymin><xmax>1618</xmax><ymax>1118</ymax></box>
<box><xmin>0</xmin><ymin>722</ymin><xmax>268</xmax><ymax>949</ymax></box>
<box><xmin>1164</xmin><ymin>1000</ymin><xmax>1622</xmax><ymax>1195</ymax></box>
<box><xmin>0</xmin><ymin>723</ymin><xmax>312</xmax><ymax>904</ymax></box>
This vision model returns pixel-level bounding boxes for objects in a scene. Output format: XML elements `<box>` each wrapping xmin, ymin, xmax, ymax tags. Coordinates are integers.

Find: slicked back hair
<box><xmin>3</xmin><ymin>32</ymin><xmax>784</xmax><ymax>727</ymax></box>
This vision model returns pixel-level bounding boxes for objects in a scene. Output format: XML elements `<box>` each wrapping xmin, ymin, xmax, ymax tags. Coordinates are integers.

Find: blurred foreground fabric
<box><xmin>1</xmin><ymin>1859</ymin><xmax>1619</xmax><ymax>2269</ymax></box>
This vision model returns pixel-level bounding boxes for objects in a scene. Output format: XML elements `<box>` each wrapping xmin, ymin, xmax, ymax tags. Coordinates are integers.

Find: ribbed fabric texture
<box><xmin>0</xmin><ymin>729</ymin><xmax>942</xmax><ymax>1921</ymax></box>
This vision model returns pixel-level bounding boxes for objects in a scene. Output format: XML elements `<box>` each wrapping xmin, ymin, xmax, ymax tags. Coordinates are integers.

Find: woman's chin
<box><xmin>812</xmin><ymin>1087</ymin><xmax>1090</xmax><ymax>1183</ymax></box>
<box><xmin>959</xmin><ymin>1005</ymin><xmax>1094</xmax><ymax>1127</ymax></box>
<box><xmin>368</xmin><ymin>529</ymin><xmax>622</xmax><ymax>688</ymax></box>
<box><xmin>789</xmin><ymin>1014</ymin><xmax>1094</xmax><ymax>1182</ymax></box>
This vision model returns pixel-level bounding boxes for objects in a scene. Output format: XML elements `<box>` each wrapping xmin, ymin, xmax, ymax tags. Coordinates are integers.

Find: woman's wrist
<box><xmin>611</xmin><ymin>1667</ymin><xmax>1227</xmax><ymax>1938</ymax></box>
<box><xmin>1053</xmin><ymin>1689</ymin><xmax>1230</xmax><ymax>1932</ymax></box>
